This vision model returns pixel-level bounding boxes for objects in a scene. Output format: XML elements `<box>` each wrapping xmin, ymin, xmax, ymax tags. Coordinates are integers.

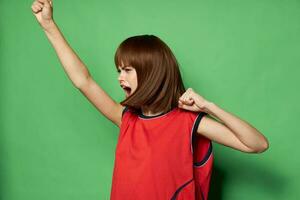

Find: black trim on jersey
<box><xmin>170</xmin><ymin>178</ymin><xmax>194</xmax><ymax>200</ymax></box>
<box><xmin>193</xmin><ymin>141</ymin><xmax>213</xmax><ymax>167</ymax></box>
<box><xmin>139</xmin><ymin>111</ymin><xmax>166</xmax><ymax>119</ymax></box>
<box><xmin>192</xmin><ymin>112</ymin><xmax>207</xmax><ymax>136</ymax></box>
<box><xmin>122</xmin><ymin>106</ymin><xmax>129</xmax><ymax>117</ymax></box>
<box><xmin>138</xmin><ymin>108</ymin><xmax>176</xmax><ymax>119</ymax></box>
<box><xmin>191</xmin><ymin>112</ymin><xmax>213</xmax><ymax>167</ymax></box>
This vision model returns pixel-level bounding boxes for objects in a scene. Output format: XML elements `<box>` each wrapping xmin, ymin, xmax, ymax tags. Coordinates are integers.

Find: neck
<box><xmin>141</xmin><ymin>108</ymin><xmax>163</xmax><ymax>116</ymax></box>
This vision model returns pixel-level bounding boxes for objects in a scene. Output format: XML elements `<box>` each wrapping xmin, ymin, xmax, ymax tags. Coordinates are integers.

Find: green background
<box><xmin>1</xmin><ymin>0</ymin><xmax>299</xmax><ymax>199</ymax></box>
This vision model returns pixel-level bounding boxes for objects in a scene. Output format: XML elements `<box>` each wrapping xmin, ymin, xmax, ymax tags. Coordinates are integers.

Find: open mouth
<box><xmin>121</xmin><ymin>85</ymin><xmax>132</xmax><ymax>96</ymax></box>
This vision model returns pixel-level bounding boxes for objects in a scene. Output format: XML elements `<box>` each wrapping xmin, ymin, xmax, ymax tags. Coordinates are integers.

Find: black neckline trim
<box><xmin>138</xmin><ymin>108</ymin><xmax>177</xmax><ymax>119</ymax></box>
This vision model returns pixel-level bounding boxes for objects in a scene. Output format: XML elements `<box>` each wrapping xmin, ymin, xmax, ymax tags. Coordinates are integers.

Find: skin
<box><xmin>32</xmin><ymin>0</ymin><xmax>269</xmax><ymax>153</ymax></box>
<box><xmin>117</xmin><ymin>65</ymin><xmax>138</xmax><ymax>99</ymax></box>
<box><xmin>178</xmin><ymin>88</ymin><xmax>269</xmax><ymax>153</ymax></box>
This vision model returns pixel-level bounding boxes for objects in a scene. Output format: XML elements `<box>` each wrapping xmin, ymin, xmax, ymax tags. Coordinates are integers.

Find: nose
<box><xmin>118</xmin><ymin>71</ymin><xmax>125</xmax><ymax>82</ymax></box>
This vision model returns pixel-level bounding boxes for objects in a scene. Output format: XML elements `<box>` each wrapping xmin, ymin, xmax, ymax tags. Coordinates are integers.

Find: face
<box><xmin>117</xmin><ymin>65</ymin><xmax>138</xmax><ymax>98</ymax></box>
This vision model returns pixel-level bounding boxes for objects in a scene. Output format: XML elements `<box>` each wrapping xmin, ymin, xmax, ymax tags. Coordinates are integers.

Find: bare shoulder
<box><xmin>114</xmin><ymin>103</ymin><xmax>126</xmax><ymax>128</ymax></box>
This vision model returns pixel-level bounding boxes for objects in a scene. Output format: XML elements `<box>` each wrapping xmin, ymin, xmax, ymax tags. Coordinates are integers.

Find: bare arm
<box><xmin>31</xmin><ymin>0</ymin><xmax>123</xmax><ymax>127</ymax></box>
<box><xmin>197</xmin><ymin>103</ymin><xmax>269</xmax><ymax>153</ymax></box>
<box><xmin>178</xmin><ymin>88</ymin><xmax>269</xmax><ymax>153</ymax></box>
<box><xmin>78</xmin><ymin>77</ymin><xmax>124</xmax><ymax>127</ymax></box>
<box><xmin>43</xmin><ymin>20</ymin><xmax>90</xmax><ymax>88</ymax></box>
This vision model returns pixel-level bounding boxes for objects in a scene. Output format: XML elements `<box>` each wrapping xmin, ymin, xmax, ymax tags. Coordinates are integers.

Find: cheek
<box><xmin>131</xmin><ymin>80</ymin><xmax>138</xmax><ymax>91</ymax></box>
<box><xmin>132</xmin><ymin>73</ymin><xmax>138</xmax><ymax>88</ymax></box>
<box><xmin>134</xmin><ymin>77</ymin><xmax>138</xmax><ymax>87</ymax></box>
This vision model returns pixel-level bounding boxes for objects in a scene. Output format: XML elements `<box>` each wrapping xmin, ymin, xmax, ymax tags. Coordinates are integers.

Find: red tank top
<box><xmin>110</xmin><ymin>107</ymin><xmax>213</xmax><ymax>200</ymax></box>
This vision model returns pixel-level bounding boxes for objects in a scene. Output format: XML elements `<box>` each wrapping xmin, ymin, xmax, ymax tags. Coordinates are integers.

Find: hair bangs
<box><xmin>114</xmin><ymin>38</ymin><xmax>142</xmax><ymax>69</ymax></box>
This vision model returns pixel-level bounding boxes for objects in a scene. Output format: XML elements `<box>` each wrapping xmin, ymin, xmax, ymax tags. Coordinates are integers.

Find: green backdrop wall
<box><xmin>1</xmin><ymin>0</ymin><xmax>299</xmax><ymax>199</ymax></box>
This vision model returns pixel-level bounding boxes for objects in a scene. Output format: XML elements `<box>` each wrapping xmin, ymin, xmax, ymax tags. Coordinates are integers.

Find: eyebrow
<box><xmin>118</xmin><ymin>66</ymin><xmax>132</xmax><ymax>70</ymax></box>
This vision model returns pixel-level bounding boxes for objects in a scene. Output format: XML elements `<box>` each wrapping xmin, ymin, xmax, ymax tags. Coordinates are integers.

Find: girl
<box><xmin>31</xmin><ymin>0</ymin><xmax>269</xmax><ymax>199</ymax></box>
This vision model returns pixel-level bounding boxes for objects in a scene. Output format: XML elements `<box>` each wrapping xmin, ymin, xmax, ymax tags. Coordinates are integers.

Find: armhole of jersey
<box><xmin>192</xmin><ymin>112</ymin><xmax>207</xmax><ymax>136</ymax></box>
<box><xmin>191</xmin><ymin>112</ymin><xmax>213</xmax><ymax>200</ymax></box>
<box><xmin>122</xmin><ymin>106</ymin><xmax>129</xmax><ymax>118</ymax></box>
<box><xmin>191</xmin><ymin>112</ymin><xmax>213</xmax><ymax>167</ymax></box>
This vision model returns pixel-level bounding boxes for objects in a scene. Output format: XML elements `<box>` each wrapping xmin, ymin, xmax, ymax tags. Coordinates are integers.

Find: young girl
<box><xmin>31</xmin><ymin>0</ymin><xmax>269</xmax><ymax>199</ymax></box>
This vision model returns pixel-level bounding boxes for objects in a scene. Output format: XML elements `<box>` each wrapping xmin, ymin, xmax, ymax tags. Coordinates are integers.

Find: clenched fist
<box><xmin>31</xmin><ymin>0</ymin><xmax>53</xmax><ymax>30</ymax></box>
<box><xmin>178</xmin><ymin>88</ymin><xmax>212</xmax><ymax>114</ymax></box>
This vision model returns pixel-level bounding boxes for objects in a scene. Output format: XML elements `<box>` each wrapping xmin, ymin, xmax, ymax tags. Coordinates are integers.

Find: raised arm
<box><xmin>31</xmin><ymin>0</ymin><xmax>124</xmax><ymax>127</ymax></box>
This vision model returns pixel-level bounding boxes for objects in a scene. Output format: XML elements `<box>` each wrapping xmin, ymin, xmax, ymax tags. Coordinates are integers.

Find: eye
<box><xmin>117</xmin><ymin>69</ymin><xmax>121</xmax><ymax>73</ymax></box>
<box><xmin>125</xmin><ymin>68</ymin><xmax>131</xmax><ymax>72</ymax></box>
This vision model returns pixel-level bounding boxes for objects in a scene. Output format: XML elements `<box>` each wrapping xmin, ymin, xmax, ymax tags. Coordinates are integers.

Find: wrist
<box><xmin>42</xmin><ymin>20</ymin><xmax>56</xmax><ymax>32</ymax></box>
<box><xmin>204</xmin><ymin>101</ymin><xmax>217</xmax><ymax>114</ymax></box>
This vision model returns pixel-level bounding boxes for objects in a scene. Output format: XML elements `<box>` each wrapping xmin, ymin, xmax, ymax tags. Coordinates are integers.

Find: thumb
<box><xmin>43</xmin><ymin>0</ymin><xmax>52</xmax><ymax>8</ymax></box>
<box><xmin>40</xmin><ymin>0</ymin><xmax>53</xmax><ymax>20</ymax></box>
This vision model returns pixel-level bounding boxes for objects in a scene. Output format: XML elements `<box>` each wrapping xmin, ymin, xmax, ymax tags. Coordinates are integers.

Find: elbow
<box><xmin>262</xmin><ymin>139</ymin><xmax>269</xmax><ymax>153</ymax></box>
<box><xmin>252</xmin><ymin>138</ymin><xmax>269</xmax><ymax>154</ymax></box>
<box><xmin>74</xmin><ymin>76</ymin><xmax>91</xmax><ymax>89</ymax></box>
<box><xmin>255</xmin><ymin>144</ymin><xmax>269</xmax><ymax>154</ymax></box>
<box><xmin>260</xmin><ymin>136</ymin><xmax>269</xmax><ymax>153</ymax></box>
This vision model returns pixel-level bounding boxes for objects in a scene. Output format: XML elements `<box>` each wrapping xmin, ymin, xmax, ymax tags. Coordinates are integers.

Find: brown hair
<box><xmin>114</xmin><ymin>35</ymin><xmax>186</xmax><ymax>114</ymax></box>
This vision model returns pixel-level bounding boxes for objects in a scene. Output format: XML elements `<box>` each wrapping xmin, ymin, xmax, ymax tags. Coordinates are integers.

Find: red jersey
<box><xmin>110</xmin><ymin>107</ymin><xmax>213</xmax><ymax>200</ymax></box>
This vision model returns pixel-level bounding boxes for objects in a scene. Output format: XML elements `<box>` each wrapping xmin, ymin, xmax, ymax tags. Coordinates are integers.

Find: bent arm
<box><xmin>198</xmin><ymin>102</ymin><xmax>269</xmax><ymax>153</ymax></box>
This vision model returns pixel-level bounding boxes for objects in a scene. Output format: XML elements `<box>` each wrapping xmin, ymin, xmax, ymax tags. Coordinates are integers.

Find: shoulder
<box><xmin>174</xmin><ymin>109</ymin><xmax>208</xmax><ymax>134</ymax></box>
<box><xmin>122</xmin><ymin>106</ymin><xmax>129</xmax><ymax>117</ymax></box>
<box><xmin>119</xmin><ymin>106</ymin><xmax>138</xmax><ymax>126</ymax></box>
<box><xmin>177</xmin><ymin>108</ymin><xmax>208</xmax><ymax>122</ymax></box>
